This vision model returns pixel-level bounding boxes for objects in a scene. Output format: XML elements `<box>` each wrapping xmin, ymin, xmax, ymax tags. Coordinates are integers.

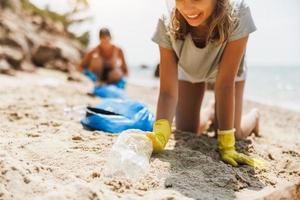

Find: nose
<box><xmin>181</xmin><ymin>0</ymin><xmax>198</xmax><ymax>15</ymax></box>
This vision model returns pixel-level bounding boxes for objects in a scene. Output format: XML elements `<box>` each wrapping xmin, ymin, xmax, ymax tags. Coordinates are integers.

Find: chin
<box><xmin>186</xmin><ymin>19</ymin><xmax>204</xmax><ymax>27</ymax></box>
<box><xmin>188</xmin><ymin>21</ymin><xmax>203</xmax><ymax>27</ymax></box>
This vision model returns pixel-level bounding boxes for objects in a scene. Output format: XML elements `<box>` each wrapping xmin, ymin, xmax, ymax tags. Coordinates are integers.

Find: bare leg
<box><xmin>212</xmin><ymin>80</ymin><xmax>260</xmax><ymax>139</ymax></box>
<box><xmin>89</xmin><ymin>56</ymin><xmax>123</xmax><ymax>84</ymax></box>
<box><xmin>176</xmin><ymin>81</ymin><xmax>206</xmax><ymax>133</ymax></box>
<box><xmin>89</xmin><ymin>56</ymin><xmax>104</xmax><ymax>75</ymax></box>
<box><xmin>107</xmin><ymin>68</ymin><xmax>124</xmax><ymax>83</ymax></box>
<box><xmin>238</xmin><ymin>108</ymin><xmax>260</xmax><ymax>138</ymax></box>
<box><xmin>198</xmin><ymin>99</ymin><xmax>215</xmax><ymax>134</ymax></box>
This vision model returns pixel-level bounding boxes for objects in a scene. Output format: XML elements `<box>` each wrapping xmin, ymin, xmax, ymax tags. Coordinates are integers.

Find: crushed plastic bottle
<box><xmin>104</xmin><ymin>129</ymin><xmax>153</xmax><ymax>180</ymax></box>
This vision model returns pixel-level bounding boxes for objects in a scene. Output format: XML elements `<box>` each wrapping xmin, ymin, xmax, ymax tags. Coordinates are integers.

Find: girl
<box><xmin>147</xmin><ymin>0</ymin><xmax>261</xmax><ymax>167</ymax></box>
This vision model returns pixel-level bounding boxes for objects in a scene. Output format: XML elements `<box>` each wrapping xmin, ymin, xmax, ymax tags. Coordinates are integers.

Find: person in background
<box><xmin>78</xmin><ymin>28</ymin><xmax>129</xmax><ymax>85</ymax></box>
<box><xmin>147</xmin><ymin>0</ymin><xmax>262</xmax><ymax>167</ymax></box>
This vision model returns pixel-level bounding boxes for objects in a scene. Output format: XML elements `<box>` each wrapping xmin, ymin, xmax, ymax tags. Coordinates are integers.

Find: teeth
<box><xmin>187</xmin><ymin>14</ymin><xmax>199</xmax><ymax>19</ymax></box>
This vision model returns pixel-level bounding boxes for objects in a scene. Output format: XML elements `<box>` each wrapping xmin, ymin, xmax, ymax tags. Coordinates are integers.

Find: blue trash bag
<box><xmin>80</xmin><ymin>99</ymin><xmax>155</xmax><ymax>133</ymax></box>
<box><xmin>83</xmin><ymin>69</ymin><xmax>97</xmax><ymax>82</ymax></box>
<box><xmin>93</xmin><ymin>84</ymin><xmax>127</xmax><ymax>99</ymax></box>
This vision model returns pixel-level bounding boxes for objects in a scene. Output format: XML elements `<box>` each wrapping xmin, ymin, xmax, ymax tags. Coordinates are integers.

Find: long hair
<box><xmin>170</xmin><ymin>0</ymin><xmax>236</xmax><ymax>46</ymax></box>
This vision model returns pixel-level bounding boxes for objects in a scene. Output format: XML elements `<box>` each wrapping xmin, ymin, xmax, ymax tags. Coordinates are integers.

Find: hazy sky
<box><xmin>31</xmin><ymin>0</ymin><xmax>300</xmax><ymax>68</ymax></box>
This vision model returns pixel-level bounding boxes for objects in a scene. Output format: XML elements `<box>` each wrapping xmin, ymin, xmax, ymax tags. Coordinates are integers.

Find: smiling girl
<box><xmin>147</xmin><ymin>0</ymin><xmax>261</xmax><ymax>167</ymax></box>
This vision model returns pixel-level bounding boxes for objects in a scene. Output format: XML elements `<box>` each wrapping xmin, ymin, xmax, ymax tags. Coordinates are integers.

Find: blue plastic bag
<box><xmin>93</xmin><ymin>84</ymin><xmax>127</xmax><ymax>99</ymax></box>
<box><xmin>81</xmin><ymin>99</ymin><xmax>155</xmax><ymax>133</ymax></box>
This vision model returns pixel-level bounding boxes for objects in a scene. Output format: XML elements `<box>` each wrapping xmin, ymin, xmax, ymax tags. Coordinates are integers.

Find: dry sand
<box><xmin>0</xmin><ymin>69</ymin><xmax>299</xmax><ymax>200</ymax></box>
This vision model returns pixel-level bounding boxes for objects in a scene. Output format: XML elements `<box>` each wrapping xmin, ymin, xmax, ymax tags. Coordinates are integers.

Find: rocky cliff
<box><xmin>0</xmin><ymin>0</ymin><xmax>86</xmax><ymax>76</ymax></box>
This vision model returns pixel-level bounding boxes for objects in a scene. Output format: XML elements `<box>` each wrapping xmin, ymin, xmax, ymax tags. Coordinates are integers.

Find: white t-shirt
<box><xmin>152</xmin><ymin>0</ymin><xmax>257</xmax><ymax>83</ymax></box>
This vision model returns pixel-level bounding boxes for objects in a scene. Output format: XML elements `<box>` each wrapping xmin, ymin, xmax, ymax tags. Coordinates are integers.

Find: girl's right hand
<box><xmin>146</xmin><ymin>119</ymin><xmax>171</xmax><ymax>152</ymax></box>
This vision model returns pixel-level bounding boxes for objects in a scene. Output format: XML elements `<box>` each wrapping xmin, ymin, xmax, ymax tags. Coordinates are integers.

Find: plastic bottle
<box><xmin>104</xmin><ymin>129</ymin><xmax>153</xmax><ymax>180</ymax></box>
<box><xmin>64</xmin><ymin>105</ymin><xmax>87</xmax><ymax>122</ymax></box>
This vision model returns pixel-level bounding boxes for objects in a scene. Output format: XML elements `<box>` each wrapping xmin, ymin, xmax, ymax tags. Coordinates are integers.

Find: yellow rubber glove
<box><xmin>218</xmin><ymin>129</ymin><xmax>264</xmax><ymax>167</ymax></box>
<box><xmin>146</xmin><ymin>119</ymin><xmax>171</xmax><ymax>152</ymax></box>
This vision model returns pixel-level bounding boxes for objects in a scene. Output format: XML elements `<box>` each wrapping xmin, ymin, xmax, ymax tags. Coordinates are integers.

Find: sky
<box><xmin>30</xmin><ymin>0</ymin><xmax>300</xmax><ymax>68</ymax></box>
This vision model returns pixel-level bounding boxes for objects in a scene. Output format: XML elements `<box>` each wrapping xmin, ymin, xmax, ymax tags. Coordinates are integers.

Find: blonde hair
<box><xmin>170</xmin><ymin>0</ymin><xmax>235</xmax><ymax>46</ymax></box>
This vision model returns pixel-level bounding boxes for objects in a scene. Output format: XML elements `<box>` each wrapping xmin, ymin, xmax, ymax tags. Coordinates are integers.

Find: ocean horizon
<box><xmin>128</xmin><ymin>65</ymin><xmax>300</xmax><ymax>113</ymax></box>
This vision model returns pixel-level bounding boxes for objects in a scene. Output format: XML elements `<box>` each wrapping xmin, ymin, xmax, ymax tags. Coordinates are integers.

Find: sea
<box><xmin>128</xmin><ymin>66</ymin><xmax>300</xmax><ymax>112</ymax></box>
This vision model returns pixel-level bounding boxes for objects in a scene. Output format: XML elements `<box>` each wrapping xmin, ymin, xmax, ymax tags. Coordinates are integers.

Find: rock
<box><xmin>268</xmin><ymin>153</ymin><xmax>275</xmax><ymax>160</ymax></box>
<box><xmin>0</xmin><ymin>12</ymin><xmax>19</xmax><ymax>33</ymax></box>
<box><xmin>2</xmin><ymin>11</ymin><xmax>43</xmax><ymax>47</ymax></box>
<box><xmin>72</xmin><ymin>136</ymin><xmax>83</xmax><ymax>141</ymax></box>
<box><xmin>1</xmin><ymin>45</ymin><xmax>24</xmax><ymax>68</ymax></box>
<box><xmin>31</xmin><ymin>15</ymin><xmax>43</xmax><ymax>26</ymax></box>
<box><xmin>0</xmin><ymin>59</ymin><xmax>15</xmax><ymax>76</ymax></box>
<box><xmin>32</xmin><ymin>44</ymin><xmax>61</xmax><ymax>66</ymax></box>
<box><xmin>44</xmin><ymin>59</ymin><xmax>68</xmax><ymax>72</ymax></box>
<box><xmin>0</xmin><ymin>0</ymin><xmax>11</xmax><ymax>9</ymax></box>
<box><xmin>67</xmin><ymin>71</ymin><xmax>85</xmax><ymax>82</ymax></box>
<box><xmin>54</xmin><ymin>38</ymin><xmax>81</xmax><ymax>63</ymax></box>
<box><xmin>0</xmin><ymin>28</ymin><xmax>7</xmax><ymax>41</ymax></box>
<box><xmin>52</xmin><ymin>21</ymin><xmax>65</xmax><ymax>33</ymax></box>
<box><xmin>0</xmin><ymin>2</ymin><xmax>85</xmax><ymax>75</ymax></box>
<box><xmin>0</xmin><ymin>46</ymin><xmax>3</xmax><ymax>57</ymax></box>
<box><xmin>0</xmin><ymin>59</ymin><xmax>10</xmax><ymax>70</ymax></box>
<box><xmin>1</xmin><ymin>0</ymin><xmax>22</xmax><ymax>11</ymax></box>
<box><xmin>0</xmin><ymin>32</ymin><xmax>30</xmax><ymax>53</ymax></box>
<box><xmin>20</xmin><ymin>61</ymin><xmax>36</xmax><ymax>72</ymax></box>
<box><xmin>23</xmin><ymin>31</ymin><xmax>43</xmax><ymax>48</ymax></box>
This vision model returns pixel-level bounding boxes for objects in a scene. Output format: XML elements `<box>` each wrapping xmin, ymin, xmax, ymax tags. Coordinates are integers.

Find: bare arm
<box><xmin>215</xmin><ymin>36</ymin><xmax>249</xmax><ymax>130</ymax></box>
<box><xmin>119</xmin><ymin>49</ymin><xmax>129</xmax><ymax>76</ymax></box>
<box><xmin>77</xmin><ymin>50</ymin><xmax>93</xmax><ymax>72</ymax></box>
<box><xmin>156</xmin><ymin>46</ymin><xmax>178</xmax><ymax>124</ymax></box>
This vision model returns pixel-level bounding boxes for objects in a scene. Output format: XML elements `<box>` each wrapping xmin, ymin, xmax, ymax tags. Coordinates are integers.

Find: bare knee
<box><xmin>108</xmin><ymin>68</ymin><xmax>123</xmax><ymax>83</ymax></box>
<box><xmin>89</xmin><ymin>57</ymin><xmax>103</xmax><ymax>72</ymax></box>
<box><xmin>176</xmin><ymin>117</ymin><xmax>199</xmax><ymax>133</ymax></box>
<box><xmin>176</xmin><ymin>124</ymin><xmax>199</xmax><ymax>133</ymax></box>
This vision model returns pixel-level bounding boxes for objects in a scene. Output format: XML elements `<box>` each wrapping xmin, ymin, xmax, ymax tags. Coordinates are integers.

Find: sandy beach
<box><xmin>0</xmin><ymin>69</ymin><xmax>299</xmax><ymax>200</ymax></box>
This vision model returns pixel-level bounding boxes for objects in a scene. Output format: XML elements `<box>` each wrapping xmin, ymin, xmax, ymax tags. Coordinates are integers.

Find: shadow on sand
<box><xmin>153</xmin><ymin>131</ymin><xmax>265</xmax><ymax>200</ymax></box>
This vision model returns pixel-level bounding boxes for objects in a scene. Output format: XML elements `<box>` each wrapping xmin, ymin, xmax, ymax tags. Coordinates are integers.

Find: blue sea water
<box><xmin>128</xmin><ymin>66</ymin><xmax>300</xmax><ymax>112</ymax></box>
<box><xmin>245</xmin><ymin>66</ymin><xmax>300</xmax><ymax>112</ymax></box>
